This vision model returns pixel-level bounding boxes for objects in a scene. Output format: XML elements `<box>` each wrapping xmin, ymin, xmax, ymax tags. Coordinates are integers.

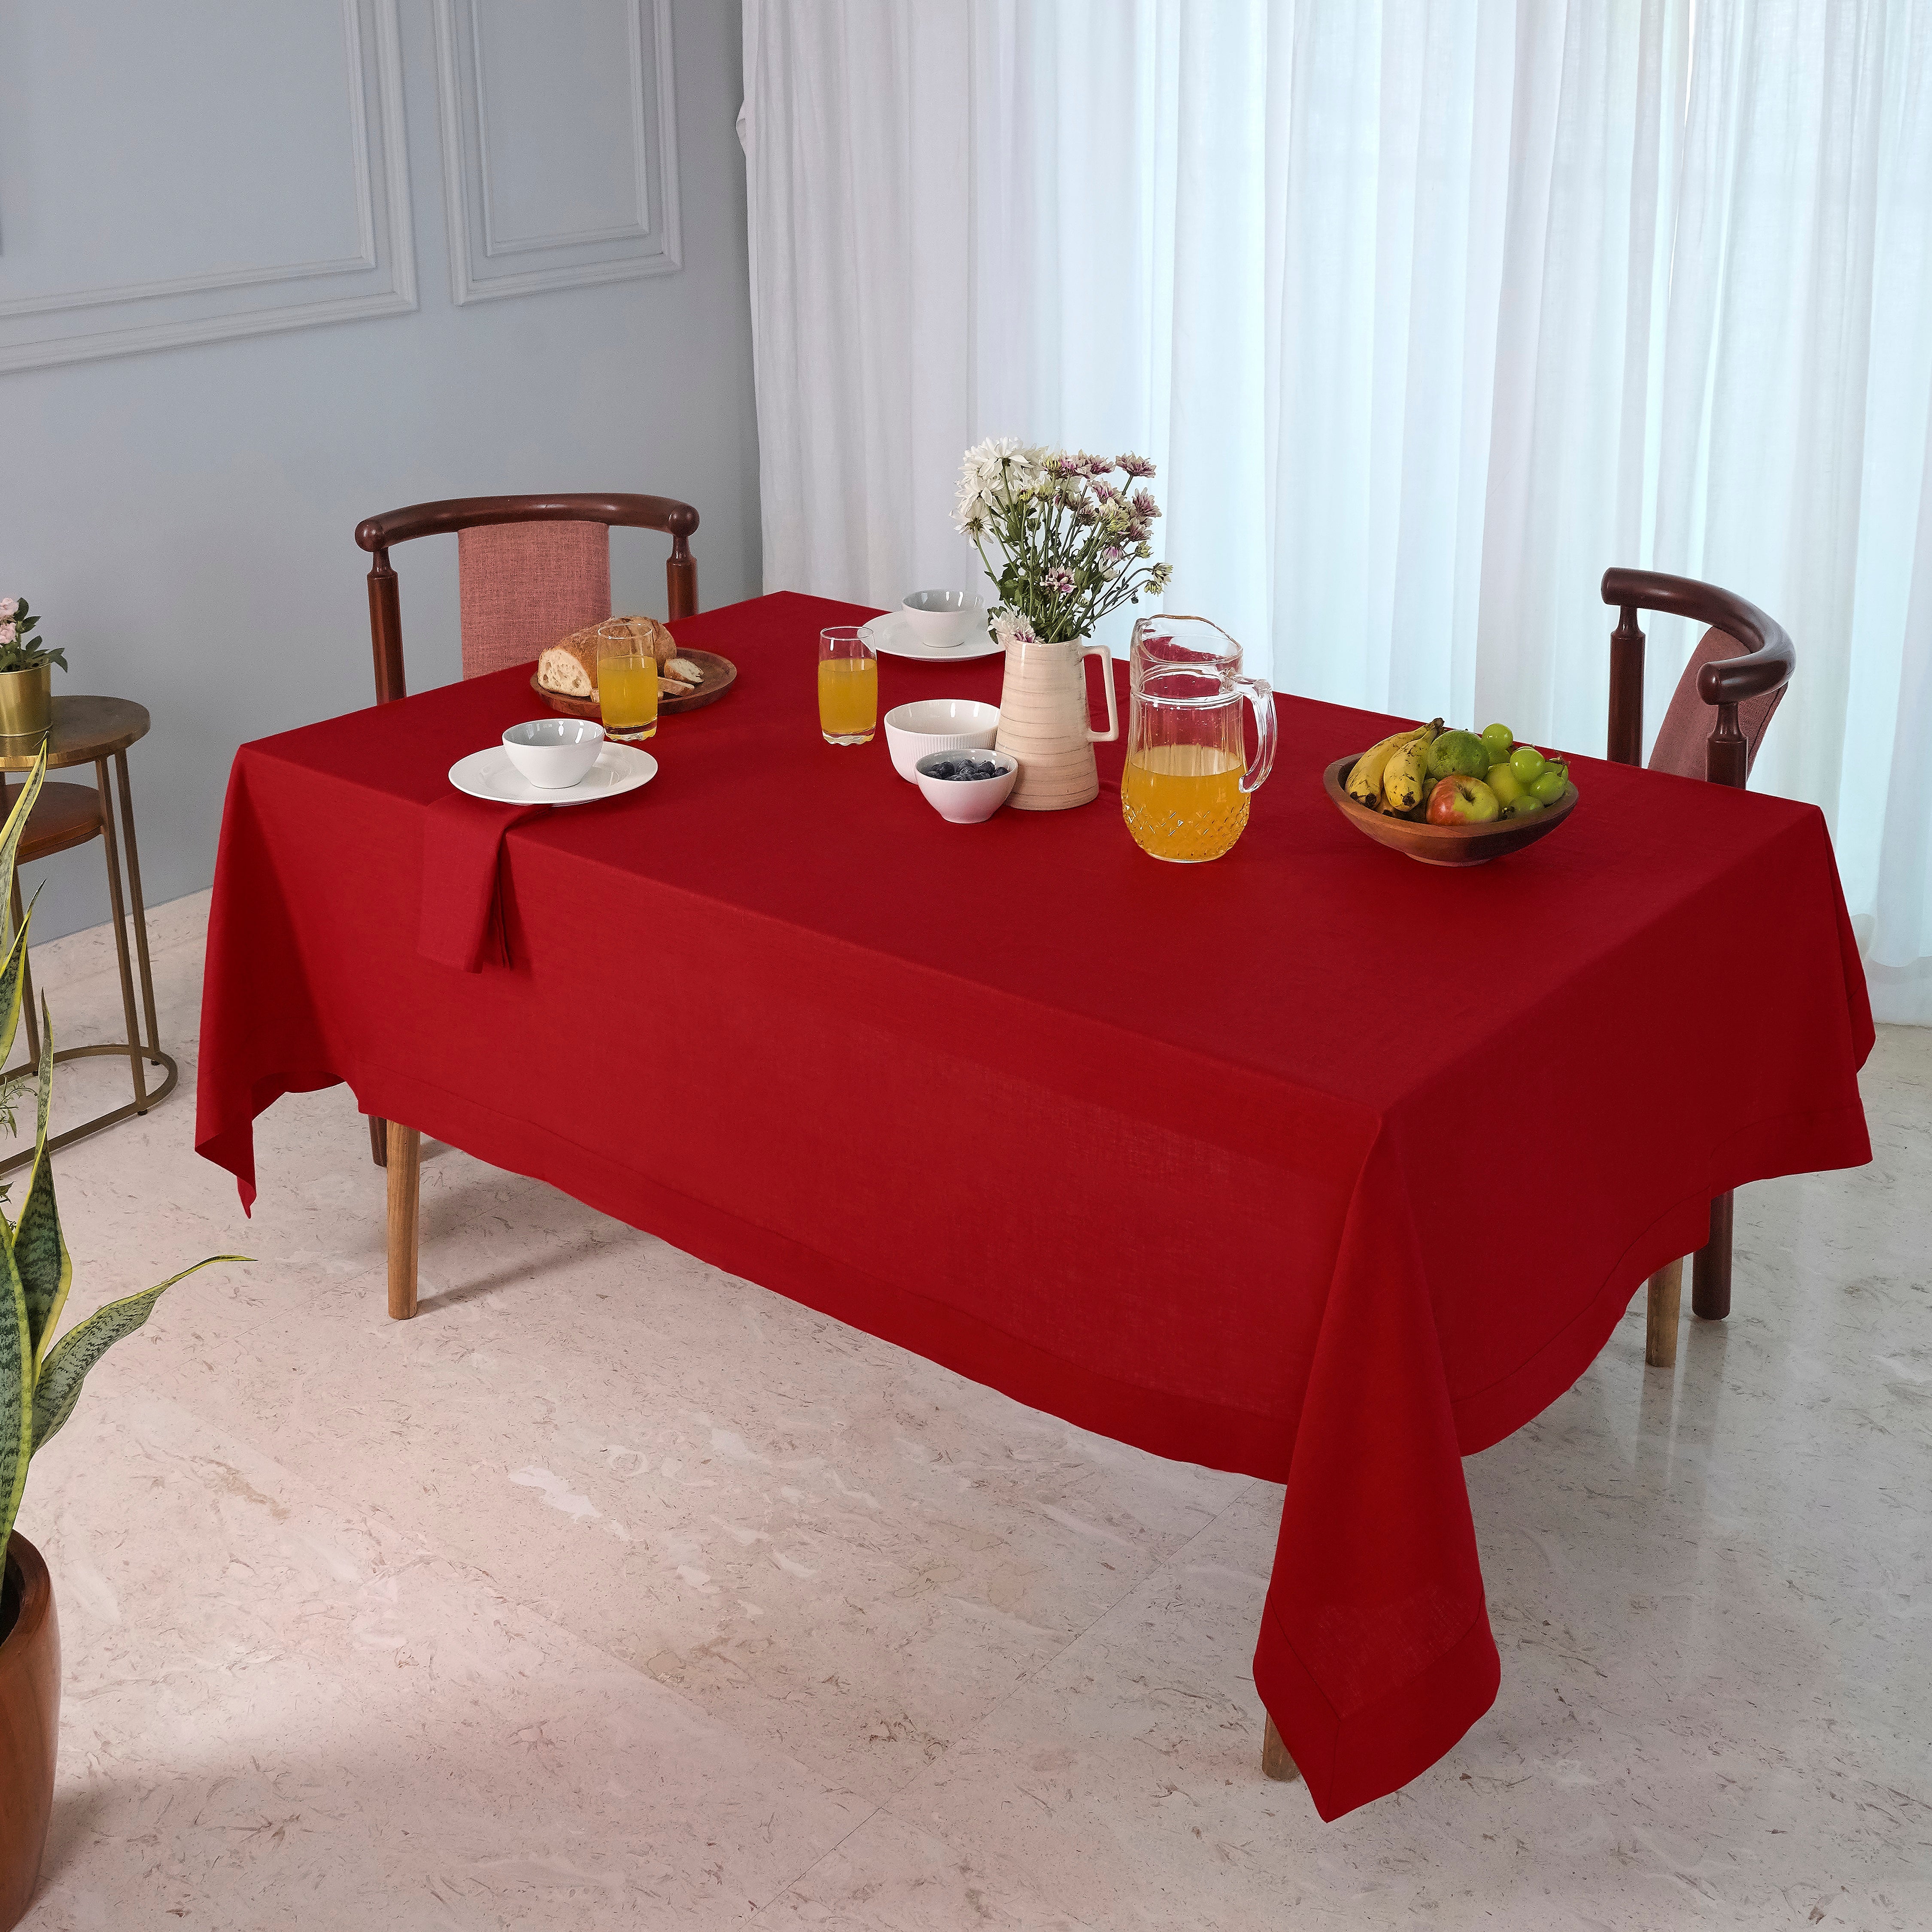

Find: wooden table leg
<box><xmin>1645</xmin><ymin>1258</ymin><xmax>1682</xmax><ymax>1368</ymax></box>
<box><xmin>1261</xmin><ymin>1715</ymin><xmax>1301</xmax><ymax>1783</ymax></box>
<box><xmin>386</xmin><ymin>1121</ymin><xmax>420</xmax><ymax>1319</ymax></box>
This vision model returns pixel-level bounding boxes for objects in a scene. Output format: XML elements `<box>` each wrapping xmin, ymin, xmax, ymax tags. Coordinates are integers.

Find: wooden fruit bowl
<box><xmin>1323</xmin><ymin>756</ymin><xmax>1578</xmax><ymax>866</ymax></box>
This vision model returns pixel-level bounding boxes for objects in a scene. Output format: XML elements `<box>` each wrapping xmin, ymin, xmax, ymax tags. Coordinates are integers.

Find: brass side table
<box><xmin>0</xmin><ymin>697</ymin><xmax>176</xmax><ymax>1171</ymax></box>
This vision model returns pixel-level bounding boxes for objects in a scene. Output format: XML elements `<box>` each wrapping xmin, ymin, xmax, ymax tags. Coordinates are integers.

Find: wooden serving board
<box><xmin>533</xmin><ymin>648</ymin><xmax>737</xmax><ymax>720</ymax></box>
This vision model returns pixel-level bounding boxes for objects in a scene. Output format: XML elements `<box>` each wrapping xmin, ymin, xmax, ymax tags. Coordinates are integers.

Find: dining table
<box><xmin>194</xmin><ymin>589</ymin><xmax>1874</xmax><ymax>1822</ymax></box>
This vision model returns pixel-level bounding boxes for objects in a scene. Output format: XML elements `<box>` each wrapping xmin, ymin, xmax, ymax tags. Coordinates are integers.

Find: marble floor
<box><xmin>6</xmin><ymin>893</ymin><xmax>1928</xmax><ymax>1931</ymax></box>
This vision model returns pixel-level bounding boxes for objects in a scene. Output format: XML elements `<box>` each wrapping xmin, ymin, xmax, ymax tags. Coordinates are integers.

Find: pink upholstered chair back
<box><xmin>1646</xmin><ymin>627</ymin><xmax>1788</xmax><ymax>782</ymax></box>
<box><xmin>456</xmin><ymin>520</ymin><xmax>611</xmax><ymax>680</ymax></box>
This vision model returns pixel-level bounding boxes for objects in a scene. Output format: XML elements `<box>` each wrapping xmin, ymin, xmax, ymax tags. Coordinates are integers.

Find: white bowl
<box><xmin>502</xmin><ymin>717</ymin><xmax>605</xmax><ymax>789</ymax></box>
<box><xmin>914</xmin><ymin>747</ymin><xmax>1019</xmax><ymax>823</ymax></box>
<box><xmin>883</xmin><ymin>698</ymin><xmax>1001</xmax><ymax>781</ymax></box>
<box><xmin>901</xmin><ymin>589</ymin><xmax>985</xmax><ymax>650</ymax></box>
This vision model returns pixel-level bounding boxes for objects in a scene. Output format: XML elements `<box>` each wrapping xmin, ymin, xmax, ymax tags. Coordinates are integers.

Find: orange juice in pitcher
<box><xmin>1121</xmin><ymin>745</ymin><xmax>1251</xmax><ymax>862</ymax></box>
<box><xmin>1122</xmin><ymin>617</ymin><xmax>1276</xmax><ymax>862</ymax></box>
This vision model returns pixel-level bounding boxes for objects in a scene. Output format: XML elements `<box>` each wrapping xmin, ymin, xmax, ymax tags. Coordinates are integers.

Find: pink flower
<box><xmin>0</xmin><ymin>598</ymin><xmax>16</xmax><ymax>619</ymax></box>
<box><xmin>1044</xmin><ymin>567</ymin><xmax>1076</xmax><ymax>598</ymax></box>
<box><xmin>1117</xmin><ymin>455</ymin><xmax>1155</xmax><ymax>478</ymax></box>
<box><xmin>0</xmin><ymin>624</ymin><xmax>15</xmax><ymax>646</ymax></box>
<box><xmin>1130</xmin><ymin>489</ymin><xmax>1160</xmax><ymax>519</ymax></box>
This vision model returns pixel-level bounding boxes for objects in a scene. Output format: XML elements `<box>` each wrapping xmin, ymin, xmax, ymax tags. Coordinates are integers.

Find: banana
<box><xmin>1346</xmin><ymin>724</ymin><xmax>1429</xmax><ymax>806</ymax></box>
<box><xmin>1379</xmin><ymin>718</ymin><xmax>1443</xmax><ymax>815</ymax></box>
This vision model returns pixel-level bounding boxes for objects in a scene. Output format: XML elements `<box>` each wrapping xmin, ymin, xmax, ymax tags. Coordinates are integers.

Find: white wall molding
<box><xmin>434</xmin><ymin>0</ymin><xmax>681</xmax><ymax>305</ymax></box>
<box><xmin>0</xmin><ymin>0</ymin><xmax>416</xmax><ymax>375</ymax></box>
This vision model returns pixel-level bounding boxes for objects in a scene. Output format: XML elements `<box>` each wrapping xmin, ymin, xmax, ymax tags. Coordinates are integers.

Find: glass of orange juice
<box><xmin>817</xmin><ymin>626</ymin><xmax>877</xmax><ymax>744</ymax></box>
<box><xmin>596</xmin><ymin>620</ymin><xmax>658</xmax><ymax>742</ymax></box>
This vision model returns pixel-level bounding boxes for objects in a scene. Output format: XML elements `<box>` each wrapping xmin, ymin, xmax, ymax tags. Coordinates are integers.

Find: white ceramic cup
<box><xmin>882</xmin><ymin>698</ymin><xmax>1001</xmax><ymax>781</ymax></box>
<box><xmin>901</xmin><ymin>589</ymin><xmax>985</xmax><ymax>650</ymax></box>
<box><xmin>914</xmin><ymin>747</ymin><xmax>1019</xmax><ymax>823</ymax></box>
<box><xmin>502</xmin><ymin>717</ymin><xmax>605</xmax><ymax>789</ymax></box>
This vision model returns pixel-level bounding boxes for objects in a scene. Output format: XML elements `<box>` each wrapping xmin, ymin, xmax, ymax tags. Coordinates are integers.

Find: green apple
<box><xmin>1486</xmin><ymin>761</ymin><xmax>1528</xmax><ymax>806</ymax></box>
<box><xmin>1427</xmin><ymin>730</ymin><xmax>1492</xmax><ymax>781</ymax></box>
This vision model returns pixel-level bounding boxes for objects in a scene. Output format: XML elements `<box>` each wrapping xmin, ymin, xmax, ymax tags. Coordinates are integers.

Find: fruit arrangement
<box><xmin>1345</xmin><ymin>719</ymin><xmax>1575</xmax><ymax>826</ymax></box>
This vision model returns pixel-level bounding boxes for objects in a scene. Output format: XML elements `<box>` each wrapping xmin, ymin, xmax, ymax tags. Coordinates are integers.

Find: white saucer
<box><xmin>448</xmin><ymin>741</ymin><xmax>658</xmax><ymax>806</ymax></box>
<box><xmin>859</xmin><ymin>611</ymin><xmax>1004</xmax><ymax>662</ymax></box>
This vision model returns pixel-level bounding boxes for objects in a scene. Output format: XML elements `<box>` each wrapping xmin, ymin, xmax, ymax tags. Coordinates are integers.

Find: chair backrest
<box><xmin>354</xmin><ymin>492</ymin><xmax>699</xmax><ymax>704</ymax></box>
<box><xmin>1599</xmin><ymin>567</ymin><xmax>1795</xmax><ymax>789</ymax></box>
<box><xmin>1646</xmin><ymin>627</ymin><xmax>1788</xmax><ymax>782</ymax></box>
<box><xmin>458</xmin><ymin>520</ymin><xmax>609</xmax><ymax>681</ymax></box>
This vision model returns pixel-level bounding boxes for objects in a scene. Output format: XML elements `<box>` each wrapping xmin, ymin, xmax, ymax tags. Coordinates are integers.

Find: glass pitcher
<box><xmin>1122</xmin><ymin>616</ymin><xmax>1277</xmax><ymax>862</ymax></box>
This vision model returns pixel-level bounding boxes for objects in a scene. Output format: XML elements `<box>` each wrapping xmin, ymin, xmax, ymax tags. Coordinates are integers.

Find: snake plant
<box><xmin>0</xmin><ymin>746</ymin><xmax>243</xmax><ymax>1579</ymax></box>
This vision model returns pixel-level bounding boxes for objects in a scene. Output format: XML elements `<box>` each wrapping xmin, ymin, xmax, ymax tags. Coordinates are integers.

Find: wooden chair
<box><xmin>354</xmin><ymin>492</ymin><xmax>700</xmax><ymax>703</ymax></box>
<box><xmin>1599</xmin><ymin>567</ymin><xmax>1796</xmax><ymax>1371</ymax></box>
<box><xmin>352</xmin><ymin>492</ymin><xmax>700</xmax><ymax>1221</ymax></box>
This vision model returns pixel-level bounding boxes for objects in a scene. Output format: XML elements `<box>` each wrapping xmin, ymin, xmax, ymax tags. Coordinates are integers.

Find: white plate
<box><xmin>859</xmin><ymin>611</ymin><xmax>1005</xmax><ymax>662</ymax></box>
<box><xmin>448</xmin><ymin>741</ymin><xmax>658</xmax><ymax>806</ymax></box>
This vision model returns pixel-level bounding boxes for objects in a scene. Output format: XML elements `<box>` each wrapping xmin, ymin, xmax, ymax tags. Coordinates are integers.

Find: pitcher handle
<box><xmin>1083</xmin><ymin>641</ymin><xmax>1119</xmax><ymax>743</ymax></box>
<box><xmin>1238</xmin><ymin>676</ymin><xmax>1277</xmax><ymax>793</ymax></box>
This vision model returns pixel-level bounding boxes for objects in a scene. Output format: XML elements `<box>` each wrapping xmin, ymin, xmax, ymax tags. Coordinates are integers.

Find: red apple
<box><xmin>1426</xmin><ymin>774</ymin><xmax>1501</xmax><ymax>825</ymax></box>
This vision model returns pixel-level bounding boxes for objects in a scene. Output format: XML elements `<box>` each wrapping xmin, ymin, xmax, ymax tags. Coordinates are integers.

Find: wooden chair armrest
<box><xmin>1599</xmin><ymin>567</ymin><xmax>1796</xmax><ymax>778</ymax></box>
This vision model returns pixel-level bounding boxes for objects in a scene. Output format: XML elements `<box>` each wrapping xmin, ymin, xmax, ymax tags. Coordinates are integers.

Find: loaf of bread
<box><xmin>537</xmin><ymin>615</ymin><xmax>677</xmax><ymax>696</ymax></box>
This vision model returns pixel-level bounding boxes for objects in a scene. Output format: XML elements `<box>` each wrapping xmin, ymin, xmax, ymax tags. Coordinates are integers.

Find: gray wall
<box><xmin>0</xmin><ymin>0</ymin><xmax>759</xmax><ymax>943</ymax></box>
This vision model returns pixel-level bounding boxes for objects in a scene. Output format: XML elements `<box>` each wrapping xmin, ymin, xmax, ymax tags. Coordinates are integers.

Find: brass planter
<box><xmin>0</xmin><ymin>665</ymin><xmax>50</xmax><ymax>745</ymax></box>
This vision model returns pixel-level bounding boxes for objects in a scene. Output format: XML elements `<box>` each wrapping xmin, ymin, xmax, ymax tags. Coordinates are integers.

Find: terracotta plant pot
<box><xmin>0</xmin><ymin>1534</ymin><xmax>58</xmax><ymax>1930</ymax></box>
<box><xmin>0</xmin><ymin>665</ymin><xmax>51</xmax><ymax>746</ymax></box>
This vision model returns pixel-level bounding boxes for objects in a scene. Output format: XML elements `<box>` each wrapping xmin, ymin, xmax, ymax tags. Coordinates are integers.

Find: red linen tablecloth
<box><xmin>196</xmin><ymin>592</ymin><xmax>1873</xmax><ymax>1819</ymax></box>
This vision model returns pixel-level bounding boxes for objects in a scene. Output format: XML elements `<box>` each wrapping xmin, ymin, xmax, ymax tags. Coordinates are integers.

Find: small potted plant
<box><xmin>0</xmin><ymin>600</ymin><xmax>65</xmax><ymax>745</ymax></box>
<box><xmin>0</xmin><ymin>749</ymin><xmax>241</xmax><ymax>1927</ymax></box>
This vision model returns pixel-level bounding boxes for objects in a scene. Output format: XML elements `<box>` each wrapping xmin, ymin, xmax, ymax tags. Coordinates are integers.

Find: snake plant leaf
<box><xmin>0</xmin><ymin>748</ymin><xmax>48</xmax><ymax>957</ymax></box>
<box><xmin>16</xmin><ymin>1002</ymin><xmax>70</xmax><ymax>1367</ymax></box>
<box><xmin>0</xmin><ymin>919</ymin><xmax>28</xmax><ymax>1078</ymax></box>
<box><xmin>30</xmin><ymin>1255</ymin><xmax>248</xmax><ymax>1458</ymax></box>
<box><xmin>0</xmin><ymin>1243</ymin><xmax>33</xmax><ymax>1560</ymax></box>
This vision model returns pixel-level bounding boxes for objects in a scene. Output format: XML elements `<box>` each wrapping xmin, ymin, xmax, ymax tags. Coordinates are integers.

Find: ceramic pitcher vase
<box><xmin>992</xmin><ymin>625</ymin><xmax>1119</xmax><ymax>811</ymax></box>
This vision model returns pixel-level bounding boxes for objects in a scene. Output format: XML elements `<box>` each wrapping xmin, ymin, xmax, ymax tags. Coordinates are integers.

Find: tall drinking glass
<box><xmin>597</xmin><ymin>620</ymin><xmax>659</xmax><ymax>742</ymax></box>
<box><xmin>818</xmin><ymin>626</ymin><xmax>877</xmax><ymax>744</ymax></box>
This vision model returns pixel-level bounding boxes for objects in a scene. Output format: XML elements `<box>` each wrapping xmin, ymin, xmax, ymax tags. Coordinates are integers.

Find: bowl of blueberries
<box><xmin>914</xmin><ymin>747</ymin><xmax>1020</xmax><ymax>824</ymax></box>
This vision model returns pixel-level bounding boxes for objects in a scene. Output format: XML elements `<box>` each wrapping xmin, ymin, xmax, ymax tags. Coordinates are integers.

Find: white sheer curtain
<box><xmin>741</xmin><ymin>0</ymin><xmax>1932</xmax><ymax>1021</ymax></box>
